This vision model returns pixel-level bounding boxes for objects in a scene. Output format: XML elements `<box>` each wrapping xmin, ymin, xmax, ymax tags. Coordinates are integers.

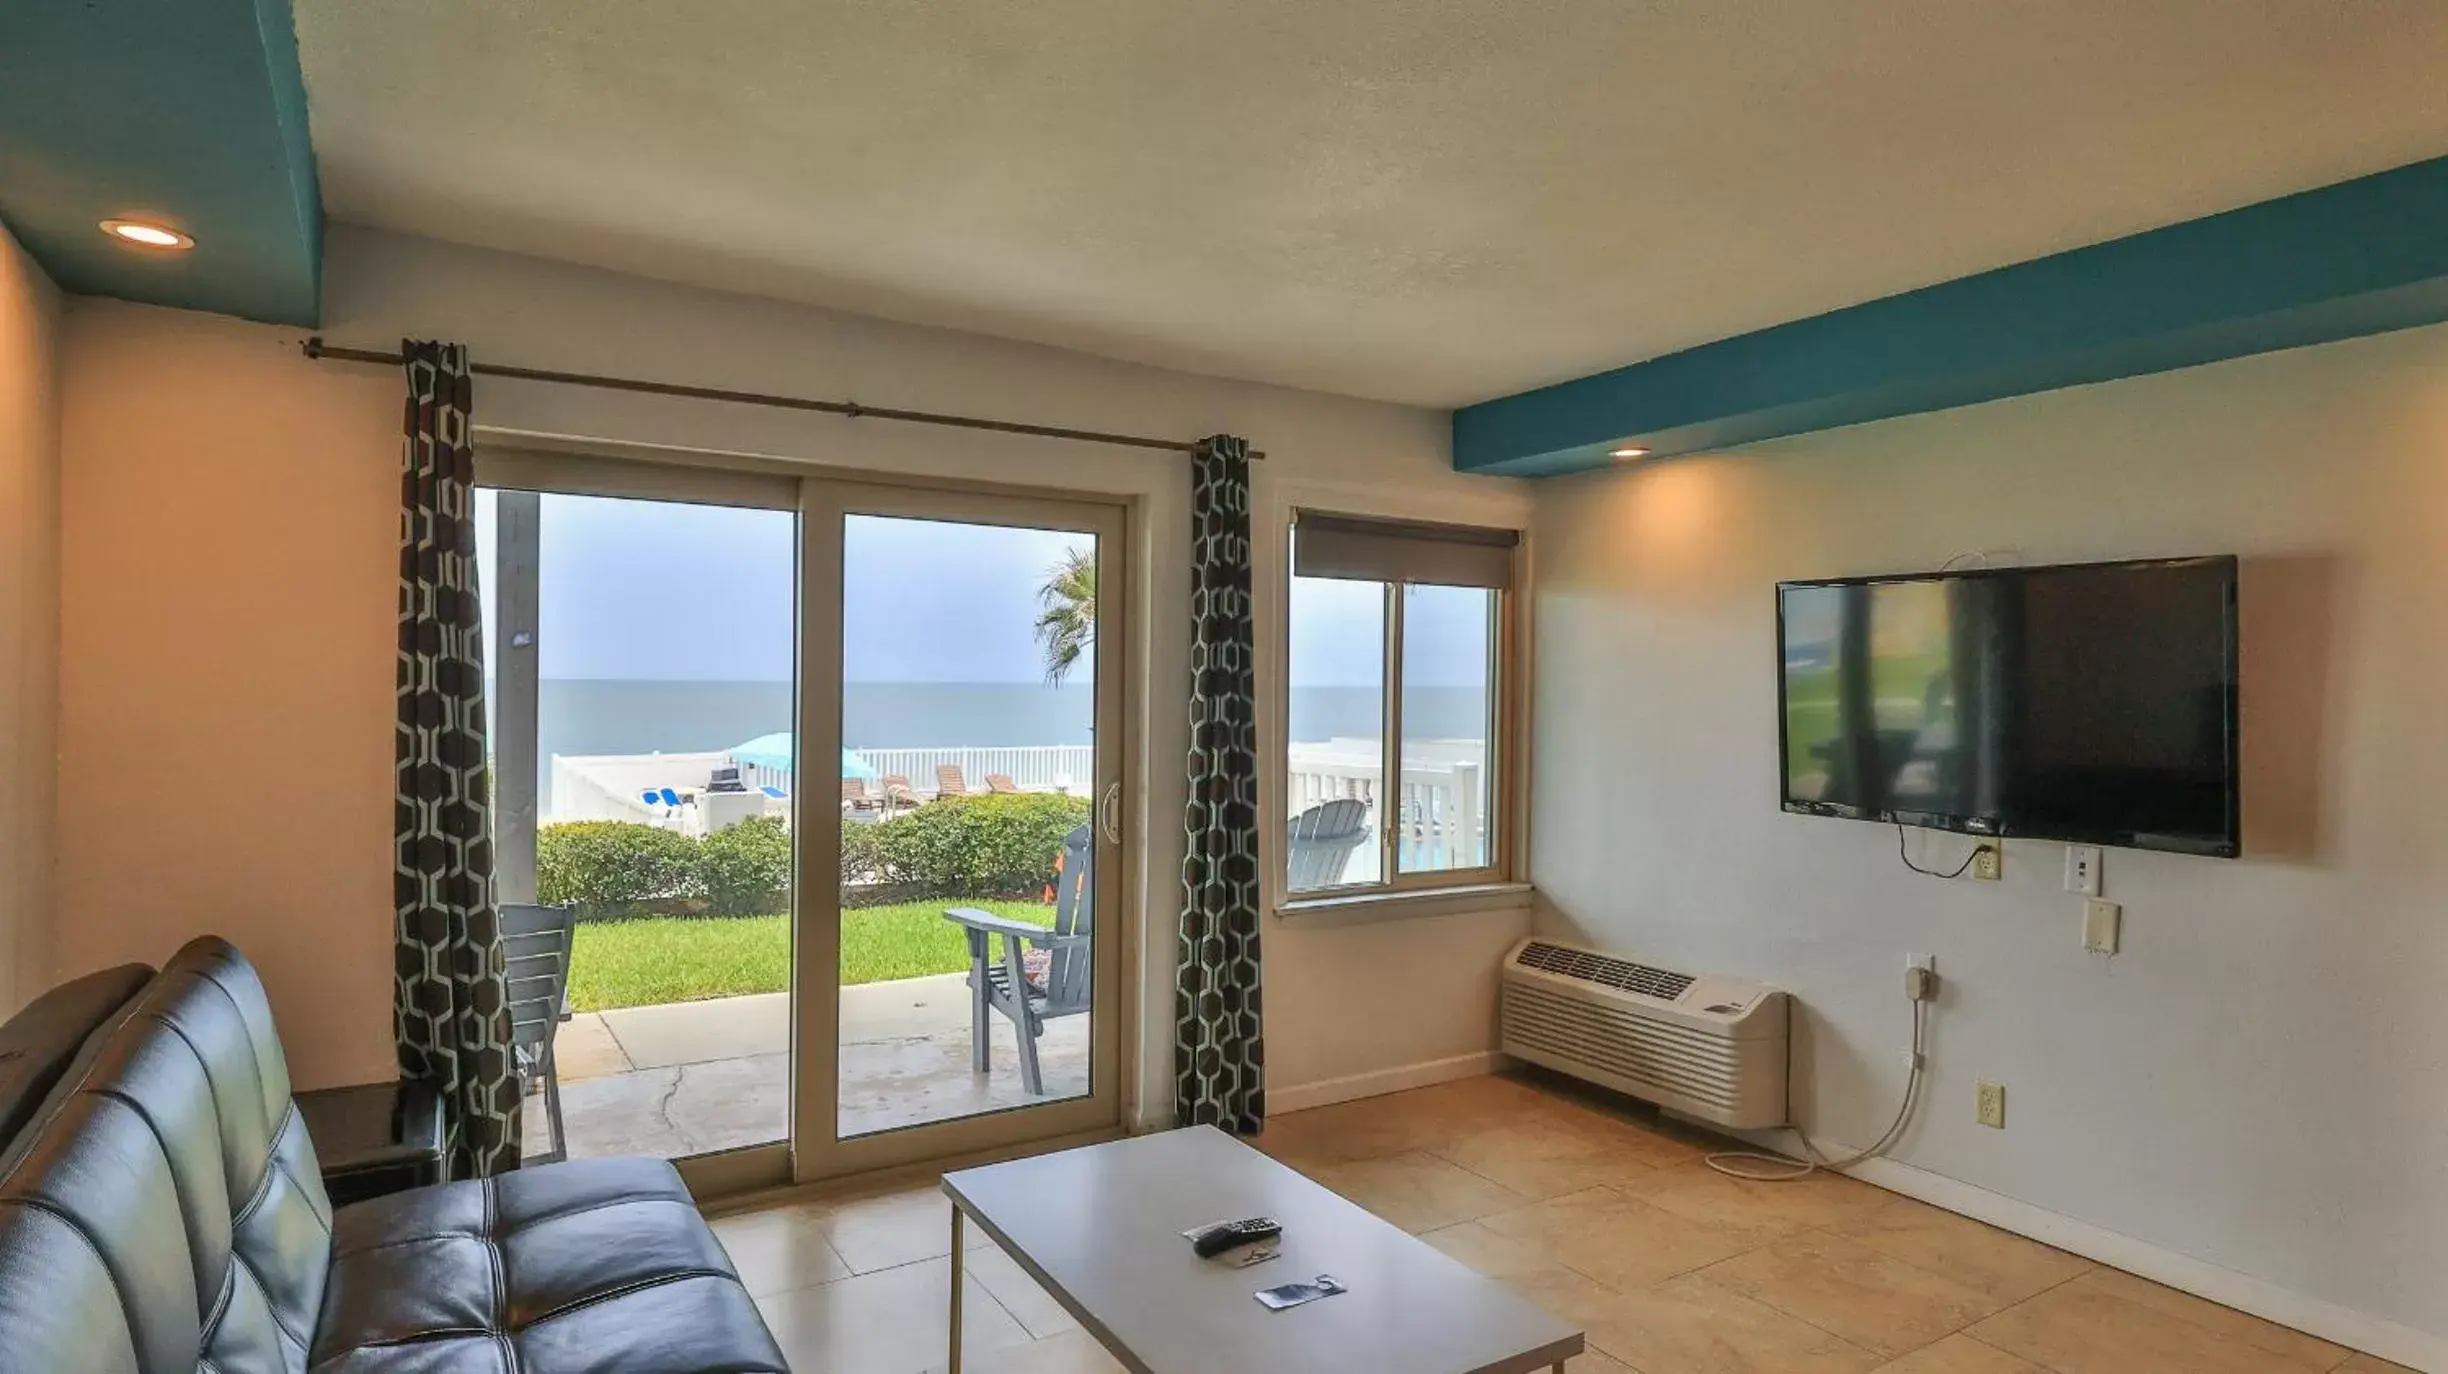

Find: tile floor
<box><xmin>705</xmin><ymin>1072</ymin><xmax>2410</xmax><ymax>1374</ymax></box>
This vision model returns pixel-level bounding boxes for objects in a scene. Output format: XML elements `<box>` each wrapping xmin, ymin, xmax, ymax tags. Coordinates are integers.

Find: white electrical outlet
<box><xmin>1969</xmin><ymin>843</ymin><xmax>2002</xmax><ymax>881</ymax></box>
<box><xmin>2065</xmin><ymin>845</ymin><xmax>2103</xmax><ymax>896</ymax></box>
<box><xmin>2083</xmin><ymin>898</ymin><xmax>2122</xmax><ymax>955</ymax></box>
<box><xmin>1976</xmin><ymin>1080</ymin><xmax>2006</xmax><ymax>1128</ymax></box>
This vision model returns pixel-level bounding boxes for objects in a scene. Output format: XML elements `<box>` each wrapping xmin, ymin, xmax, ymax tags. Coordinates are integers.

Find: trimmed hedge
<box><xmin>535</xmin><ymin>820</ymin><xmax>700</xmax><ymax>918</ymax></box>
<box><xmin>867</xmin><ymin>792</ymin><xmax>1092</xmax><ymax>899</ymax></box>
<box><xmin>536</xmin><ymin>791</ymin><xmax>1091</xmax><ymax>919</ymax></box>
<box><xmin>697</xmin><ymin>814</ymin><xmax>792</xmax><ymax>915</ymax></box>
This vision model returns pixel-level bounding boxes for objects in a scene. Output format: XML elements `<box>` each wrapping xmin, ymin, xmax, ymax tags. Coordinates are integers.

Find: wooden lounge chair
<box><xmin>501</xmin><ymin>902</ymin><xmax>577</xmax><ymax>1164</ymax></box>
<box><xmin>936</xmin><ymin>764</ymin><xmax>970</xmax><ymax>798</ymax></box>
<box><xmin>1287</xmin><ymin>798</ymin><xmax>1374</xmax><ymax>891</ymax></box>
<box><xmin>842</xmin><ymin>777</ymin><xmax>883</xmax><ymax>814</ymax></box>
<box><xmin>984</xmin><ymin>773</ymin><xmax>1021</xmax><ymax>794</ymax></box>
<box><xmin>943</xmin><ymin>825</ymin><xmax>1091</xmax><ymax>1096</ymax></box>
<box><xmin>881</xmin><ymin>774</ymin><xmax>923</xmax><ymax>812</ymax></box>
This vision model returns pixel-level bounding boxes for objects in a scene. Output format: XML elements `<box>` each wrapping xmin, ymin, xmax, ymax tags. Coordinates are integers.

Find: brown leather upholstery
<box><xmin>0</xmin><ymin>938</ymin><xmax>788</xmax><ymax>1374</ymax></box>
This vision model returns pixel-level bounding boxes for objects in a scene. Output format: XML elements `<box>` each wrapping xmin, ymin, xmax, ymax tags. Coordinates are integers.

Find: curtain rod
<box><xmin>299</xmin><ymin>337</ymin><xmax>1263</xmax><ymax>460</ymax></box>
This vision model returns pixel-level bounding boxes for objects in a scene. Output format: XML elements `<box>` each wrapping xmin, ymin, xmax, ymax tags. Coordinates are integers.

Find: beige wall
<box><xmin>1532</xmin><ymin>322</ymin><xmax>2448</xmax><ymax>1354</ymax></box>
<box><xmin>0</xmin><ymin>221</ymin><xmax>61</xmax><ymax>1014</ymax></box>
<box><xmin>56</xmin><ymin>299</ymin><xmax>401</xmax><ymax>1086</ymax></box>
<box><xmin>52</xmin><ymin>225</ymin><xmax>1533</xmax><ymax>1107</ymax></box>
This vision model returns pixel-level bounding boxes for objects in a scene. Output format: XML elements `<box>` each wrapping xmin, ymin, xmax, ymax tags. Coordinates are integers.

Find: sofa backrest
<box><xmin>0</xmin><ymin>961</ymin><xmax>152</xmax><ymax>1152</ymax></box>
<box><xmin>0</xmin><ymin>937</ymin><xmax>334</xmax><ymax>1373</ymax></box>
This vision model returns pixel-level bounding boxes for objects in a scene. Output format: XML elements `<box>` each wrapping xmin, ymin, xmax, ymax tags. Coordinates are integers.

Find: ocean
<box><xmin>515</xmin><ymin>679</ymin><xmax>1489</xmax><ymax>808</ymax></box>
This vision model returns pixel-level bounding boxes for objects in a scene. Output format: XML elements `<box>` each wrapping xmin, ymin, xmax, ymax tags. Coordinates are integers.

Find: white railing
<box><xmin>848</xmin><ymin>745</ymin><xmax>1097</xmax><ymax>796</ymax></box>
<box><xmin>1287</xmin><ymin>738</ymin><xmax>1487</xmax><ymax>880</ymax></box>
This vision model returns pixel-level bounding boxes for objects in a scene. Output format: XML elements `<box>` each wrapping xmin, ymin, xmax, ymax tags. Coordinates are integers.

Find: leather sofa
<box><xmin>0</xmin><ymin>937</ymin><xmax>790</xmax><ymax>1373</ymax></box>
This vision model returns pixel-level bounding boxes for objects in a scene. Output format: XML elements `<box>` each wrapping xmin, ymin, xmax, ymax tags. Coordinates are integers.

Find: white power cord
<box><xmin>1704</xmin><ymin>993</ymin><xmax>1928</xmax><ymax>1183</ymax></box>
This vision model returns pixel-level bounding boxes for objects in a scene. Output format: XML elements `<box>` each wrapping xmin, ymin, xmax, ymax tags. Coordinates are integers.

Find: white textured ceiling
<box><xmin>293</xmin><ymin>2</ymin><xmax>2448</xmax><ymax>407</ymax></box>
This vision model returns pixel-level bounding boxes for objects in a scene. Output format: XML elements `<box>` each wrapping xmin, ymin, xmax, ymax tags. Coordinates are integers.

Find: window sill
<box><xmin>1275</xmin><ymin>881</ymin><xmax>1534</xmax><ymax>929</ymax></box>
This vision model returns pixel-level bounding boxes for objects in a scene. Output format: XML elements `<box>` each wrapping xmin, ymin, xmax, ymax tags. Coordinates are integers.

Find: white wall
<box><xmin>1532</xmin><ymin>321</ymin><xmax>2448</xmax><ymax>1353</ymax></box>
<box><xmin>53</xmin><ymin>224</ymin><xmax>1533</xmax><ymax>1108</ymax></box>
<box><xmin>0</xmin><ymin>221</ymin><xmax>61</xmax><ymax>1015</ymax></box>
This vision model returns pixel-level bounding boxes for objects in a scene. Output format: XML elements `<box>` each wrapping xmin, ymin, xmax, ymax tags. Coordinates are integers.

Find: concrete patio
<box><xmin>525</xmin><ymin>972</ymin><xmax>1091</xmax><ymax>1160</ymax></box>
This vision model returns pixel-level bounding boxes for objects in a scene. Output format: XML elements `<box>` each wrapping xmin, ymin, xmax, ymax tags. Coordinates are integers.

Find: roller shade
<box><xmin>1293</xmin><ymin>510</ymin><xmax>1518</xmax><ymax>589</ymax></box>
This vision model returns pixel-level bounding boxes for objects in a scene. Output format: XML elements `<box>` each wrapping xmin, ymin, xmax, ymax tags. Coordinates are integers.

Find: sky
<box><xmin>477</xmin><ymin>490</ymin><xmax>1488</xmax><ymax>687</ymax></box>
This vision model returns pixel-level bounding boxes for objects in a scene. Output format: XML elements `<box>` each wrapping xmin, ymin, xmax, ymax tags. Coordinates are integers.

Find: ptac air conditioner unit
<box><xmin>1498</xmin><ymin>937</ymin><xmax>1788</xmax><ymax>1130</ymax></box>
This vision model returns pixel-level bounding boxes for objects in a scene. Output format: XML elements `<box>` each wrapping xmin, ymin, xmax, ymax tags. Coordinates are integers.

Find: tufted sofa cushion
<box><xmin>314</xmin><ymin>1156</ymin><xmax>784</xmax><ymax>1373</ymax></box>
<box><xmin>0</xmin><ymin>937</ymin><xmax>335</xmax><ymax>1372</ymax></box>
<box><xmin>0</xmin><ymin>961</ymin><xmax>152</xmax><ymax>1151</ymax></box>
<box><xmin>0</xmin><ymin>939</ymin><xmax>787</xmax><ymax>1374</ymax></box>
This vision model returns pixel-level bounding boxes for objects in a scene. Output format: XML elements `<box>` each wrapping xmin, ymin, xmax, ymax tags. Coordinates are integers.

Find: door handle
<box><xmin>1099</xmin><ymin>783</ymin><xmax>1122</xmax><ymax>845</ymax></box>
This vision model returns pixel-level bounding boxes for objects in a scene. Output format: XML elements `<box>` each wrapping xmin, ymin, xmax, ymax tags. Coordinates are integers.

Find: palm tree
<box><xmin>1034</xmin><ymin>548</ymin><xmax>1096</xmax><ymax>683</ymax></box>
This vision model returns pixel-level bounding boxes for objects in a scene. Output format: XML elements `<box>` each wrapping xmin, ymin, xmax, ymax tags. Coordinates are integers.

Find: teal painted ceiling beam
<box><xmin>1454</xmin><ymin>155</ymin><xmax>2448</xmax><ymax>477</ymax></box>
<box><xmin>0</xmin><ymin>0</ymin><xmax>320</xmax><ymax>325</ymax></box>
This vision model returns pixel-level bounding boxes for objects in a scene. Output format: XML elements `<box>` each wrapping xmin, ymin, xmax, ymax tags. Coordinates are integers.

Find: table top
<box><xmin>942</xmin><ymin>1126</ymin><xmax>1582</xmax><ymax>1374</ymax></box>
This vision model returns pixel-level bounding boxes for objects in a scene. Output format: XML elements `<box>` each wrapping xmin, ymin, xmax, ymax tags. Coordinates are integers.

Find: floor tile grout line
<box><xmin>1654</xmin><ymin>1266</ymin><xmax>1891</xmax><ymax>1365</ymax></box>
<box><xmin>745</xmin><ymin>1232</ymin><xmax>1042</xmax><ymax>1343</ymax></box>
<box><xmin>1957</xmin><ymin>1324</ymin><xmax>2067</xmax><ymax>1372</ymax></box>
<box><xmin>1948</xmin><ymin>1263</ymin><xmax>2114</xmax><ymax>1373</ymax></box>
<box><xmin>1793</xmin><ymin>1212</ymin><xmax>2099</xmax><ymax>1316</ymax></box>
<box><xmin>1671</xmin><ymin>1255</ymin><xmax>1945</xmax><ymax>1363</ymax></box>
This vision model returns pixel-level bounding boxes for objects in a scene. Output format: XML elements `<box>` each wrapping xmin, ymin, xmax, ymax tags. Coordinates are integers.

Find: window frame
<box><xmin>1277</xmin><ymin>511</ymin><xmax>1527</xmax><ymax>915</ymax></box>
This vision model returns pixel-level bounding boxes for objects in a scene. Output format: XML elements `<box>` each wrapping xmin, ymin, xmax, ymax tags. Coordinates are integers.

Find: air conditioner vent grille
<box><xmin>1516</xmin><ymin>940</ymin><xmax>1695</xmax><ymax>1002</ymax></box>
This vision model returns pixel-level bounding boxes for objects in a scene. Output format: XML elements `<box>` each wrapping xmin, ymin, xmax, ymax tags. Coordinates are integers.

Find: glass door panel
<box><xmin>478</xmin><ymin>486</ymin><xmax>798</xmax><ymax>1165</ymax></box>
<box><xmin>795</xmin><ymin>482</ymin><xmax>1125</xmax><ymax>1176</ymax></box>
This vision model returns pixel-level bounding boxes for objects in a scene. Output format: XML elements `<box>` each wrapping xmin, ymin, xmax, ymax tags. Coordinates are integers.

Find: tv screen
<box><xmin>1778</xmin><ymin>556</ymin><xmax>2239</xmax><ymax>856</ymax></box>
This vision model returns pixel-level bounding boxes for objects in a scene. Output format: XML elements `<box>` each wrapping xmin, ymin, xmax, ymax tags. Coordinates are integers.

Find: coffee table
<box><xmin>941</xmin><ymin>1125</ymin><xmax>1584</xmax><ymax>1373</ymax></box>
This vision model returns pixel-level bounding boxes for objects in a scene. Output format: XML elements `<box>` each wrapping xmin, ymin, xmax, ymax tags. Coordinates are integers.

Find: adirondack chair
<box><xmin>501</xmin><ymin>902</ymin><xmax>577</xmax><ymax>1164</ymax></box>
<box><xmin>943</xmin><ymin>824</ymin><xmax>1092</xmax><ymax>1096</ymax></box>
<box><xmin>1287</xmin><ymin>798</ymin><xmax>1374</xmax><ymax>890</ymax></box>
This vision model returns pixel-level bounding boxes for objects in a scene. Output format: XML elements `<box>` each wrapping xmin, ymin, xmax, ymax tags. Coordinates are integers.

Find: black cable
<box><xmin>1895</xmin><ymin>823</ymin><xmax>1981</xmax><ymax>879</ymax></box>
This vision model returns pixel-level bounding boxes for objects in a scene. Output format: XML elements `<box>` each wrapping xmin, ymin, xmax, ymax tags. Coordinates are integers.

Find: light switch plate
<box><xmin>2083</xmin><ymin>898</ymin><xmax>2122</xmax><ymax>955</ymax></box>
<box><xmin>2064</xmin><ymin>845</ymin><xmax>2102</xmax><ymax>896</ymax></box>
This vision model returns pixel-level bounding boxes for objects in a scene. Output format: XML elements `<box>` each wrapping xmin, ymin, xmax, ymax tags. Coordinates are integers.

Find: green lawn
<box><xmin>566</xmin><ymin>899</ymin><xmax>1053</xmax><ymax>1012</ymax></box>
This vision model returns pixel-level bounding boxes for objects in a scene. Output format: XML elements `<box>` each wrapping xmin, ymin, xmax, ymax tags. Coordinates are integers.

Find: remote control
<box><xmin>1191</xmin><ymin>1217</ymin><xmax>1283</xmax><ymax>1258</ymax></box>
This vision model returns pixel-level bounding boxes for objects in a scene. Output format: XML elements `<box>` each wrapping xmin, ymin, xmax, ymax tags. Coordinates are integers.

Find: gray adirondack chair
<box><xmin>943</xmin><ymin>824</ymin><xmax>1092</xmax><ymax>1096</ymax></box>
<box><xmin>501</xmin><ymin>902</ymin><xmax>577</xmax><ymax>1164</ymax></box>
<box><xmin>1288</xmin><ymin>798</ymin><xmax>1373</xmax><ymax>890</ymax></box>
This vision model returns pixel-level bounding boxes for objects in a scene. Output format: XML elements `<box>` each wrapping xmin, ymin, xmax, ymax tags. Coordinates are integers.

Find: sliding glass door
<box><xmin>478</xmin><ymin>480</ymin><xmax>799</xmax><ymax>1168</ymax></box>
<box><xmin>481</xmin><ymin>457</ymin><xmax>1128</xmax><ymax>1190</ymax></box>
<box><xmin>795</xmin><ymin>481</ymin><xmax>1127</xmax><ymax>1178</ymax></box>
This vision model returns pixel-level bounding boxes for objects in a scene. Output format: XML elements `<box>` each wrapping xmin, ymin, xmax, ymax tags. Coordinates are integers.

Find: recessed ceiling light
<box><xmin>1610</xmin><ymin>446</ymin><xmax>1651</xmax><ymax>460</ymax></box>
<box><xmin>99</xmin><ymin>219</ymin><xmax>194</xmax><ymax>251</ymax></box>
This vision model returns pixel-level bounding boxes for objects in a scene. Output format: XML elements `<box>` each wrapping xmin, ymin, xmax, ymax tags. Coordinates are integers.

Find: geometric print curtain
<box><xmin>1175</xmin><ymin>434</ymin><xmax>1265</xmax><ymax>1134</ymax></box>
<box><xmin>394</xmin><ymin>340</ymin><xmax>523</xmax><ymax>1177</ymax></box>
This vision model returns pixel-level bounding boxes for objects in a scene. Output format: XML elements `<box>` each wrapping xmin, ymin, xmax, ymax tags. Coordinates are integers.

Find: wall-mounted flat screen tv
<box><xmin>1777</xmin><ymin>555</ymin><xmax>2239</xmax><ymax>856</ymax></box>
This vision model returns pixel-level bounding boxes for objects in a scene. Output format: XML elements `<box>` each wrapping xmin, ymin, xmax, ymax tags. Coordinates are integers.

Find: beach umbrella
<box><xmin>727</xmin><ymin>732</ymin><xmax>880</xmax><ymax>780</ymax></box>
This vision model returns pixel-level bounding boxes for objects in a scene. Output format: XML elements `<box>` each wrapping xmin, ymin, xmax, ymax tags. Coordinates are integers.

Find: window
<box><xmin>1286</xmin><ymin>511</ymin><xmax>1516</xmax><ymax>896</ymax></box>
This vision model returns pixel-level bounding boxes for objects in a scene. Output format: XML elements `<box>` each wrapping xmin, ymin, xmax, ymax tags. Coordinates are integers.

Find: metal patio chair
<box><xmin>501</xmin><ymin>902</ymin><xmax>577</xmax><ymax>1164</ymax></box>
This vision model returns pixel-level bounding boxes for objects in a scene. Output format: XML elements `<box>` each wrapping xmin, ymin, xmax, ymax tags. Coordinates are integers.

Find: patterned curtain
<box><xmin>395</xmin><ymin>340</ymin><xmax>522</xmax><ymax>1177</ymax></box>
<box><xmin>1176</xmin><ymin>434</ymin><xmax>1265</xmax><ymax>1133</ymax></box>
